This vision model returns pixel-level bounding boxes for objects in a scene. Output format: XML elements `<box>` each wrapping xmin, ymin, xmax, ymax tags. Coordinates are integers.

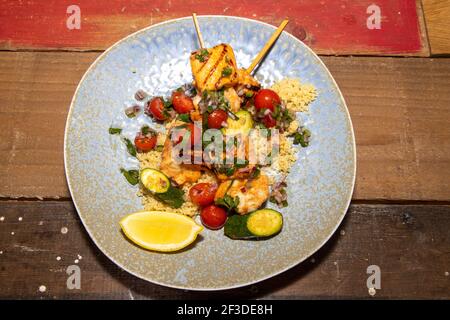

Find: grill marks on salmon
<box><xmin>190</xmin><ymin>44</ymin><xmax>239</xmax><ymax>92</ymax></box>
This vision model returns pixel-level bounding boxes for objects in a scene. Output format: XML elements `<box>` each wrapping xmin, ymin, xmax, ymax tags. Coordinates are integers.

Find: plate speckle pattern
<box><xmin>64</xmin><ymin>16</ymin><xmax>356</xmax><ymax>290</ymax></box>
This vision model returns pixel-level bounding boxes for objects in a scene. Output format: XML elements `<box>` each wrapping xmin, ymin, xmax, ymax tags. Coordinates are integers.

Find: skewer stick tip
<box><xmin>192</xmin><ymin>13</ymin><xmax>205</xmax><ymax>49</ymax></box>
<box><xmin>246</xmin><ymin>19</ymin><xmax>289</xmax><ymax>74</ymax></box>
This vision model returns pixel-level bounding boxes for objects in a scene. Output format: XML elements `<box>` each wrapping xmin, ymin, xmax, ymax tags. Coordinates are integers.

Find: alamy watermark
<box><xmin>170</xmin><ymin>124</ymin><xmax>279</xmax><ymax>167</ymax></box>
<box><xmin>66</xmin><ymin>265</ymin><xmax>81</xmax><ymax>290</ymax></box>
<box><xmin>367</xmin><ymin>4</ymin><xmax>382</xmax><ymax>30</ymax></box>
<box><xmin>66</xmin><ymin>5</ymin><xmax>81</xmax><ymax>30</ymax></box>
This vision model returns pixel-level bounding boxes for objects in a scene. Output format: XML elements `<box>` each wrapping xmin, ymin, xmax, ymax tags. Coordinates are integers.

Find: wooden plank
<box><xmin>423</xmin><ymin>0</ymin><xmax>450</xmax><ymax>55</ymax></box>
<box><xmin>1</xmin><ymin>52</ymin><xmax>450</xmax><ymax>200</ymax></box>
<box><xmin>0</xmin><ymin>201</ymin><xmax>449</xmax><ymax>299</ymax></box>
<box><xmin>0</xmin><ymin>0</ymin><xmax>429</xmax><ymax>56</ymax></box>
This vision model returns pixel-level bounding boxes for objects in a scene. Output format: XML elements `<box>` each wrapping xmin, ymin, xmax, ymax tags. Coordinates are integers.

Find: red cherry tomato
<box><xmin>134</xmin><ymin>133</ymin><xmax>157</xmax><ymax>152</ymax></box>
<box><xmin>200</xmin><ymin>205</ymin><xmax>227</xmax><ymax>230</ymax></box>
<box><xmin>207</xmin><ymin>109</ymin><xmax>228</xmax><ymax>129</ymax></box>
<box><xmin>254</xmin><ymin>89</ymin><xmax>281</xmax><ymax>112</ymax></box>
<box><xmin>262</xmin><ymin>113</ymin><xmax>277</xmax><ymax>128</ymax></box>
<box><xmin>147</xmin><ymin>97</ymin><xmax>167</xmax><ymax>121</ymax></box>
<box><xmin>172</xmin><ymin>91</ymin><xmax>194</xmax><ymax>114</ymax></box>
<box><xmin>189</xmin><ymin>183</ymin><xmax>217</xmax><ymax>206</ymax></box>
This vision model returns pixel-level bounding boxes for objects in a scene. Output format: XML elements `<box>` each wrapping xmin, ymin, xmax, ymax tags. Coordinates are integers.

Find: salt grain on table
<box><xmin>18</xmin><ymin>217</ymin><xmax>23</xmax><ymax>221</ymax></box>
<box><xmin>0</xmin><ymin>217</ymin><xmax>4</xmax><ymax>221</ymax></box>
<box><xmin>56</xmin><ymin>256</ymin><xmax>61</xmax><ymax>261</ymax></box>
<box><xmin>61</xmin><ymin>227</ymin><xmax>68</xmax><ymax>234</ymax></box>
<box><xmin>11</xmin><ymin>232</ymin><xmax>14</xmax><ymax>235</ymax></box>
<box><xmin>74</xmin><ymin>259</ymin><xmax>79</xmax><ymax>264</ymax></box>
<box><xmin>38</xmin><ymin>285</ymin><xmax>46</xmax><ymax>293</ymax></box>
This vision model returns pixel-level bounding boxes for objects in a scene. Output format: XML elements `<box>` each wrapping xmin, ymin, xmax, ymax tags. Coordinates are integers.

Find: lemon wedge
<box><xmin>120</xmin><ymin>211</ymin><xmax>203</xmax><ymax>252</ymax></box>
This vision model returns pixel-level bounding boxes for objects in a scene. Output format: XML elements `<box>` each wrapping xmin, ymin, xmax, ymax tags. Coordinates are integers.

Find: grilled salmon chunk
<box><xmin>190</xmin><ymin>44</ymin><xmax>239</xmax><ymax>92</ymax></box>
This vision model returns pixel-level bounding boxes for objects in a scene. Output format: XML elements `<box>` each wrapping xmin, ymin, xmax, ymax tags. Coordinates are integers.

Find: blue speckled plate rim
<box><xmin>64</xmin><ymin>15</ymin><xmax>356</xmax><ymax>291</ymax></box>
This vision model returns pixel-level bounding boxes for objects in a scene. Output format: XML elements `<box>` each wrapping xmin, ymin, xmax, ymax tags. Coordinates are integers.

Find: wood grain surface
<box><xmin>1</xmin><ymin>52</ymin><xmax>449</xmax><ymax>200</ymax></box>
<box><xmin>423</xmin><ymin>0</ymin><xmax>450</xmax><ymax>55</ymax></box>
<box><xmin>0</xmin><ymin>0</ymin><xmax>429</xmax><ymax>56</ymax></box>
<box><xmin>0</xmin><ymin>201</ymin><xmax>449</xmax><ymax>299</ymax></box>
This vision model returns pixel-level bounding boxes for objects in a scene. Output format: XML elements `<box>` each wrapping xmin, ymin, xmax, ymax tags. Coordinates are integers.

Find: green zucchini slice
<box><xmin>224</xmin><ymin>209</ymin><xmax>283</xmax><ymax>240</ymax></box>
<box><xmin>246</xmin><ymin>209</ymin><xmax>283</xmax><ymax>237</ymax></box>
<box><xmin>140</xmin><ymin>168</ymin><xmax>170</xmax><ymax>194</ymax></box>
<box><xmin>222</xmin><ymin>110</ymin><xmax>253</xmax><ymax>136</ymax></box>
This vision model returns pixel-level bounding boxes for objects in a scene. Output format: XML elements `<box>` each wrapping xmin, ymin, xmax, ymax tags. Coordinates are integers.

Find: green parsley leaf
<box><xmin>120</xmin><ymin>168</ymin><xmax>139</xmax><ymax>185</ymax></box>
<box><xmin>215</xmin><ymin>194</ymin><xmax>240</xmax><ymax>212</ymax></box>
<box><xmin>177</xmin><ymin>114</ymin><xmax>191</xmax><ymax>123</ymax></box>
<box><xmin>154</xmin><ymin>185</ymin><xmax>185</xmax><ymax>208</ymax></box>
<box><xmin>108</xmin><ymin>127</ymin><xmax>122</xmax><ymax>135</ymax></box>
<box><xmin>122</xmin><ymin>137</ymin><xmax>137</xmax><ymax>157</ymax></box>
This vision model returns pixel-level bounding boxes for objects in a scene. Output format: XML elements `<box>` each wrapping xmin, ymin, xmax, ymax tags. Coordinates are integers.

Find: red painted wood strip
<box><xmin>0</xmin><ymin>0</ymin><xmax>428</xmax><ymax>55</ymax></box>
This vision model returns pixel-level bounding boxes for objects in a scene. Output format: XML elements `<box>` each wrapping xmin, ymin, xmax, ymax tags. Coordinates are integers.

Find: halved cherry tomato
<box><xmin>189</xmin><ymin>183</ymin><xmax>217</xmax><ymax>206</ymax></box>
<box><xmin>207</xmin><ymin>109</ymin><xmax>228</xmax><ymax>129</ymax></box>
<box><xmin>134</xmin><ymin>133</ymin><xmax>157</xmax><ymax>152</ymax></box>
<box><xmin>172</xmin><ymin>91</ymin><xmax>194</xmax><ymax>114</ymax></box>
<box><xmin>147</xmin><ymin>97</ymin><xmax>167</xmax><ymax>121</ymax></box>
<box><xmin>254</xmin><ymin>89</ymin><xmax>281</xmax><ymax>112</ymax></box>
<box><xmin>200</xmin><ymin>205</ymin><xmax>227</xmax><ymax>230</ymax></box>
<box><xmin>262</xmin><ymin>113</ymin><xmax>277</xmax><ymax>128</ymax></box>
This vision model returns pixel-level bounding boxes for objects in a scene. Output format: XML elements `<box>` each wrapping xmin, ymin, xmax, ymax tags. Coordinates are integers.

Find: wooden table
<box><xmin>1</xmin><ymin>0</ymin><xmax>449</xmax><ymax>299</ymax></box>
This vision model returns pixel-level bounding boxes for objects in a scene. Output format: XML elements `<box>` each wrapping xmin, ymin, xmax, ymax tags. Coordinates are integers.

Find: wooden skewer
<box><xmin>246</xmin><ymin>19</ymin><xmax>289</xmax><ymax>74</ymax></box>
<box><xmin>192</xmin><ymin>13</ymin><xmax>205</xmax><ymax>49</ymax></box>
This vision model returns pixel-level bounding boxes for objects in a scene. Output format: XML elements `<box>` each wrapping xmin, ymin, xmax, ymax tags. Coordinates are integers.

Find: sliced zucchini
<box><xmin>222</xmin><ymin>110</ymin><xmax>253</xmax><ymax>136</ymax></box>
<box><xmin>224</xmin><ymin>208</ymin><xmax>283</xmax><ymax>240</ymax></box>
<box><xmin>247</xmin><ymin>209</ymin><xmax>283</xmax><ymax>237</ymax></box>
<box><xmin>140</xmin><ymin>168</ymin><xmax>170</xmax><ymax>194</ymax></box>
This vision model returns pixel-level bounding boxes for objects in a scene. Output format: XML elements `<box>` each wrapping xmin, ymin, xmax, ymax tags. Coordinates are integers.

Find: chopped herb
<box><xmin>225</xmin><ymin>167</ymin><xmax>236</xmax><ymax>176</ymax></box>
<box><xmin>245</xmin><ymin>91</ymin><xmax>254</xmax><ymax>98</ymax></box>
<box><xmin>234</xmin><ymin>159</ymin><xmax>249</xmax><ymax>169</ymax></box>
<box><xmin>108</xmin><ymin>127</ymin><xmax>122</xmax><ymax>135</ymax></box>
<box><xmin>120</xmin><ymin>168</ymin><xmax>139</xmax><ymax>186</ymax></box>
<box><xmin>141</xmin><ymin>125</ymin><xmax>150</xmax><ymax>135</ymax></box>
<box><xmin>122</xmin><ymin>137</ymin><xmax>137</xmax><ymax>157</ymax></box>
<box><xmin>154</xmin><ymin>185</ymin><xmax>185</xmax><ymax>208</ymax></box>
<box><xmin>215</xmin><ymin>194</ymin><xmax>240</xmax><ymax>212</ymax></box>
<box><xmin>195</xmin><ymin>49</ymin><xmax>209</xmax><ymax>62</ymax></box>
<box><xmin>292</xmin><ymin>128</ymin><xmax>311</xmax><ymax>147</ymax></box>
<box><xmin>249</xmin><ymin>167</ymin><xmax>261</xmax><ymax>179</ymax></box>
<box><xmin>155</xmin><ymin>145</ymin><xmax>164</xmax><ymax>152</ymax></box>
<box><xmin>222</xmin><ymin>66</ymin><xmax>233</xmax><ymax>77</ymax></box>
<box><xmin>272</xmin><ymin>105</ymin><xmax>281</xmax><ymax>119</ymax></box>
<box><xmin>177</xmin><ymin>113</ymin><xmax>191</xmax><ymax>123</ymax></box>
<box><xmin>163</xmin><ymin>99</ymin><xmax>173</xmax><ymax>109</ymax></box>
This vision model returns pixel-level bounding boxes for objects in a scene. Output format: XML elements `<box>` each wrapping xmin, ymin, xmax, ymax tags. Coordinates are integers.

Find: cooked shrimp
<box><xmin>214</xmin><ymin>174</ymin><xmax>270</xmax><ymax>215</ymax></box>
<box><xmin>159</xmin><ymin>137</ymin><xmax>201</xmax><ymax>185</ymax></box>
